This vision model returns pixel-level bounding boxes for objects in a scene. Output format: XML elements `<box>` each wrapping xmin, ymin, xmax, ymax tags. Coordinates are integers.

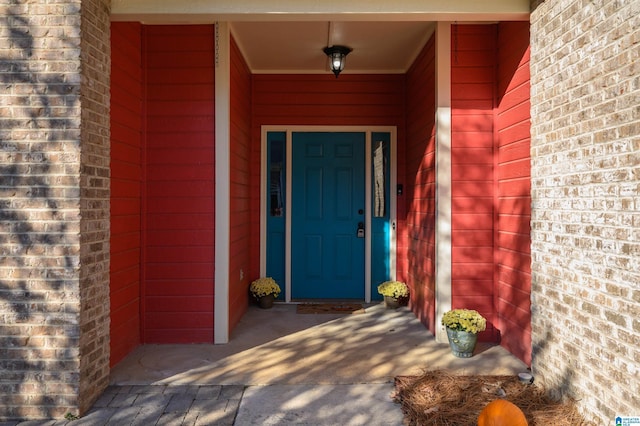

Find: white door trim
<box><xmin>260</xmin><ymin>125</ymin><xmax>397</xmax><ymax>303</ymax></box>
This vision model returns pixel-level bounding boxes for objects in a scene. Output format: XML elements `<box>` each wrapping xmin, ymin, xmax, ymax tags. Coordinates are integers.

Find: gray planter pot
<box><xmin>445</xmin><ymin>327</ymin><xmax>479</xmax><ymax>358</ymax></box>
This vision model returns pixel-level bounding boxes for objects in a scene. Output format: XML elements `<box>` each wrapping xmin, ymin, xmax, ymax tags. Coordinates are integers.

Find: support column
<box><xmin>434</xmin><ymin>21</ymin><xmax>452</xmax><ymax>344</ymax></box>
<box><xmin>0</xmin><ymin>0</ymin><xmax>111</xmax><ymax>419</ymax></box>
<box><xmin>214</xmin><ymin>22</ymin><xmax>230</xmax><ymax>343</ymax></box>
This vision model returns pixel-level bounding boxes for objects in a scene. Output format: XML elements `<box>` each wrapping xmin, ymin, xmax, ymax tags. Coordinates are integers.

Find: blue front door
<box><xmin>291</xmin><ymin>132</ymin><xmax>365</xmax><ymax>299</ymax></box>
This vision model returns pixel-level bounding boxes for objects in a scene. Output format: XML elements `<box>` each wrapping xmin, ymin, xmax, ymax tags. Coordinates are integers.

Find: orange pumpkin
<box><xmin>477</xmin><ymin>399</ymin><xmax>528</xmax><ymax>426</ymax></box>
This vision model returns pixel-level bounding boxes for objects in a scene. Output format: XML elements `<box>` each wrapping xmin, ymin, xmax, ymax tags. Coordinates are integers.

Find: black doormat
<box><xmin>296</xmin><ymin>303</ymin><xmax>365</xmax><ymax>314</ymax></box>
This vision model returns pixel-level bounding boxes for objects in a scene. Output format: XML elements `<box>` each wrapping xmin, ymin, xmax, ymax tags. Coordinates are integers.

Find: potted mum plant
<box><xmin>249</xmin><ymin>277</ymin><xmax>281</xmax><ymax>309</ymax></box>
<box><xmin>377</xmin><ymin>280</ymin><xmax>409</xmax><ymax>309</ymax></box>
<box><xmin>441</xmin><ymin>308</ymin><xmax>486</xmax><ymax>358</ymax></box>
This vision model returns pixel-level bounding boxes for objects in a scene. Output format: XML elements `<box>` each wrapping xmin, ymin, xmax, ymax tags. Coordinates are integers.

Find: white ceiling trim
<box><xmin>111</xmin><ymin>0</ymin><xmax>530</xmax><ymax>23</ymax></box>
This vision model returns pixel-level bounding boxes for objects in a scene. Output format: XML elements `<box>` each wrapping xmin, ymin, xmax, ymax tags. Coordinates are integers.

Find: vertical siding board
<box><xmin>110</xmin><ymin>22</ymin><xmax>143</xmax><ymax>366</ymax></box>
<box><xmin>143</xmin><ymin>25</ymin><xmax>216</xmax><ymax>343</ymax></box>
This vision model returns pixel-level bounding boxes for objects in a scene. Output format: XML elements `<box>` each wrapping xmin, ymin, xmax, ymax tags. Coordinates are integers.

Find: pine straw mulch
<box><xmin>393</xmin><ymin>370</ymin><xmax>597</xmax><ymax>426</ymax></box>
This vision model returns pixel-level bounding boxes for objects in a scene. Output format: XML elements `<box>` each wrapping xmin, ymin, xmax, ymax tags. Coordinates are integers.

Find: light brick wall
<box><xmin>529</xmin><ymin>0</ymin><xmax>639</xmax><ymax>422</ymax></box>
<box><xmin>0</xmin><ymin>0</ymin><xmax>110</xmax><ymax>420</ymax></box>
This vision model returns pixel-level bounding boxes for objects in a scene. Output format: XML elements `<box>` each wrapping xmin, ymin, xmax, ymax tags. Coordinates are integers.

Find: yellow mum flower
<box><xmin>441</xmin><ymin>309</ymin><xmax>486</xmax><ymax>333</ymax></box>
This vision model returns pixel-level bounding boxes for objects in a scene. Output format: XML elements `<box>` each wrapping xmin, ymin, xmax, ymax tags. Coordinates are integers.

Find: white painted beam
<box><xmin>111</xmin><ymin>0</ymin><xmax>529</xmax><ymax>22</ymax></box>
<box><xmin>434</xmin><ymin>21</ymin><xmax>452</xmax><ymax>344</ymax></box>
<box><xmin>214</xmin><ymin>22</ymin><xmax>230</xmax><ymax>344</ymax></box>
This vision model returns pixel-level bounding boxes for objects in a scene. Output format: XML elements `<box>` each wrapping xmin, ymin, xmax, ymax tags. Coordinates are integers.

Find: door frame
<box><xmin>260</xmin><ymin>125</ymin><xmax>397</xmax><ymax>303</ymax></box>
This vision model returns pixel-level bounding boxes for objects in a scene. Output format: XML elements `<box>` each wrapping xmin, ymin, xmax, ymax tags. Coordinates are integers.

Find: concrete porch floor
<box><xmin>14</xmin><ymin>303</ymin><xmax>529</xmax><ymax>425</ymax></box>
<box><xmin>111</xmin><ymin>303</ymin><xmax>528</xmax><ymax>386</ymax></box>
<box><xmin>87</xmin><ymin>303</ymin><xmax>529</xmax><ymax>425</ymax></box>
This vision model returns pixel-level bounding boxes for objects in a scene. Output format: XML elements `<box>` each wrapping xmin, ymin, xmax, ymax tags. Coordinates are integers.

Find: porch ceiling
<box><xmin>110</xmin><ymin>0</ymin><xmax>529</xmax><ymax>75</ymax></box>
<box><xmin>230</xmin><ymin>21</ymin><xmax>435</xmax><ymax>75</ymax></box>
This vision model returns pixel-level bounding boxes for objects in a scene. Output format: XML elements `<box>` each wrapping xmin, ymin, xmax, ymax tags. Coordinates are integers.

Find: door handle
<box><xmin>357</xmin><ymin>222</ymin><xmax>365</xmax><ymax>238</ymax></box>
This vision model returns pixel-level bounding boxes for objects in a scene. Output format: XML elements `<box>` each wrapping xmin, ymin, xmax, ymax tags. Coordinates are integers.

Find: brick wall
<box><xmin>0</xmin><ymin>0</ymin><xmax>110</xmax><ymax>420</ymax></box>
<box><xmin>78</xmin><ymin>0</ymin><xmax>111</xmax><ymax>414</ymax></box>
<box><xmin>529</xmin><ymin>0</ymin><xmax>639</xmax><ymax>422</ymax></box>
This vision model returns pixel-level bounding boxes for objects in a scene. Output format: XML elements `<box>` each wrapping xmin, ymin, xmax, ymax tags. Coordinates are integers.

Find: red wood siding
<box><xmin>403</xmin><ymin>35</ymin><xmax>437</xmax><ymax>333</ymax></box>
<box><xmin>451</xmin><ymin>25</ymin><xmax>498</xmax><ymax>342</ymax></box>
<box><xmin>110</xmin><ymin>22</ymin><xmax>143</xmax><ymax>367</ymax></box>
<box><xmin>252</xmin><ymin>75</ymin><xmax>406</xmax><ymax>126</ymax></box>
<box><xmin>142</xmin><ymin>25</ymin><xmax>215</xmax><ymax>343</ymax></box>
<box><xmin>496</xmin><ymin>21</ymin><xmax>531</xmax><ymax>365</ymax></box>
<box><xmin>229</xmin><ymin>36</ymin><xmax>252</xmax><ymax>332</ymax></box>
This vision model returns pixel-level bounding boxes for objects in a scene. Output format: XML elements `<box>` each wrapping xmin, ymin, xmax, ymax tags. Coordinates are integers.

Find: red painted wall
<box><xmin>228</xmin><ymin>36</ymin><xmax>252</xmax><ymax>332</ymax></box>
<box><xmin>451</xmin><ymin>25</ymin><xmax>498</xmax><ymax>342</ymax></box>
<box><xmin>403</xmin><ymin>35</ymin><xmax>437</xmax><ymax>333</ymax></box>
<box><xmin>108</xmin><ymin>22</ymin><xmax>530</xmax><ymax>364</ymax></box>
<box><xmin>110</xmin><ymin>22</ymin><xmax>143</xmax><ymax>366</ymax></box>
<box><xmin>142</xmin><ymin>26</ymin><xmax>216</xmax><ymax>343</ymax></box>
<box><xmin>252</xmin><ymin>75</ymin><xmax>405</xmax><ymax>127</ymax></box>
<box><xmin>448</xmin><ymin>23</ymin><xmax>532</xmax><ymax>359</ymax></box>
<box><xmin>495</xmin><ymin>21</ymin><xmax>531</xmax><ymax>365</ymax></box>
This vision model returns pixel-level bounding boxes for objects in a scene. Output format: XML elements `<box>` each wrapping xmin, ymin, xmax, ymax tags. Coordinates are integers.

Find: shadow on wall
<box><xmin>531</xmin><ymin>329</ymin><xmax>601</xmax><ymax>425</ymax></box>
<box><xmin>404</xmin><ymin>158</ymin><xmax>436</xmax><ymax>333</ymax></box>
<box><xmin>0</xmin><ymin>5</ymin><xmax>80</xmax><ymax>420</ymax></box>
<box><xmin>493</xmin><ymin>21</ymin><xmax>532</xmax><ymax>364</ymax></box>
<box><xmin>401</xmin><ymin>33</ymin><xmax>437</xmax><ymax>334</ymax></box>
<box><xmin>402</xmin><ymin>22</ymin><xmax>532</xmax><ymax>364</ymax></box>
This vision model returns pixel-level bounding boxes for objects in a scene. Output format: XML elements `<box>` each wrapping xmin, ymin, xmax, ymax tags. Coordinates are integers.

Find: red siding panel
<box><xmin>450</xmin><ymin>22</ymin><xmax>532</xmax><ymax>357</ymax></box>
<box><xmin>252</xmin><ymin>74</ymin><xmax>405</xmax><ymax>126</ymax></box>
<box><xmin>143</xmin><ymin>25</ymin><xmax>215</xmax><ymax>344</ymax></box>
<box><xmin>144</xmin><ymin>280</ymin><xmax>213</xmax><ymax>296</ymax></box>
<box><xmin>451</xmin><ymin>24</ymin><xmax>497</xmax><ymax>342</ymax></box>
<box><xmin>403</xmin><ymin>35</ymin><xmax>437</xmax><ymax>333</ymax></box>
<box><xmin>110</xmin><ymin>22</ymin><xmax>143</xmax><ymax>367</ymax></box>
<box><xmin>144</xmin><ymin>330</ymin><xmax>213</xmax><ymax>344</ymax></box>
<box><xmin>228</xmin><ymin>36</ymin><xmax>253</xmax><ymax>333</ymax></box>
<box><xmin>496</xmin><ymin>21</ymin><xmax>532</xmax><ymax>365</ymax></box>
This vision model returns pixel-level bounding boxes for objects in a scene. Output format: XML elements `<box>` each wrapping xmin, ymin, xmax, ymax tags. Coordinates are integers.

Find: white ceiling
<box><xmin>230</xmin><ymin>21</ymin><xmax>436</xmax><ymax>75</ymax></box>
<box><xmin>110</xmin><ymin>1</ymin><xmax>530</xmax><ymax>76</ymax></box>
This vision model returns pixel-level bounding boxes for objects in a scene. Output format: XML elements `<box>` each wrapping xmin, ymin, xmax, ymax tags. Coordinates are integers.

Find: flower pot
<box><xmin>384</xmin><ymin>296</ymin><xmax>400</xmax><ymax>309</ymax></box>
<box><xmin>445</xmin><ymin>327</ymin><xmax>478</xmax><ymax>358</ymax></box>
<box><xmin>258</xmin><ymin>294</ymin><xmax>275</xmax><ymax>309</ymax></box>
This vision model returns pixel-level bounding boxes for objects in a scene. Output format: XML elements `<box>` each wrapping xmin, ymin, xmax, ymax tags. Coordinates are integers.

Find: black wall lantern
<box><xmin>323</xmin><ymin>45</ymin><xmax>352</xmax><ymax>78</ymax></box>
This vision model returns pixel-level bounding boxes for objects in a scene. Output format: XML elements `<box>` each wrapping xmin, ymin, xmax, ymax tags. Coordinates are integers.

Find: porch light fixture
<box><xmin>323</xmin><ymin>45</ymin><xmax>352</xmax><ymax>78</ymax></box>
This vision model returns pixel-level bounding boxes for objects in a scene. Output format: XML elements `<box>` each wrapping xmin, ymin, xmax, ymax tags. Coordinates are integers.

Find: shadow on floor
<box><xmin>110</xmin><ymin>303</ymin><xmax>527</xmax><ymax>386</ymax></box>
<box><xmin>23</xmin><ymin>304</ymin><xmax>530</xmax><ymax>425</ymax></box>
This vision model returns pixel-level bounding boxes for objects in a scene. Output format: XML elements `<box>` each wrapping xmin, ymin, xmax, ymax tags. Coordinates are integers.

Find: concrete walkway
<box><xmin>8</xmin><ymin>303</ymin><xmax>528</xmax><ymax>425</ymax></box>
